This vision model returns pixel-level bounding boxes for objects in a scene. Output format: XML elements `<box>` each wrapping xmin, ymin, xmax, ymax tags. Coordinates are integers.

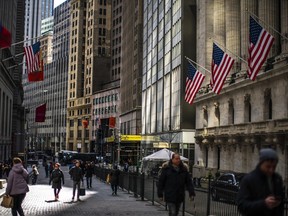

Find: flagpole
<box><xmin>246</xmin><ymin>10</ymin><xmax>288</xmax><ymax>41</ymax></box>
<box><xmin>7</xmin><ymin>62</ymin><xmax>24</xmax><ymax>70</ymax></box>
<box><xmin>184</xmin><ymin>56</ymin><xmax>212</xmax><ymax>74</ymax></box>
<box><xmin>2</xmin><ymin>52</ymin><xmax>24</xmax><ymax>62</ymax></box>
<box><xmin>0</xmin><ymin>35</ymin><xmax>41</xmax><ymax>51</ymax></box>
<box><xmin>210</xmin><ymin>38</ymin><xmax>249</xmax><ymax>65</ymax></box>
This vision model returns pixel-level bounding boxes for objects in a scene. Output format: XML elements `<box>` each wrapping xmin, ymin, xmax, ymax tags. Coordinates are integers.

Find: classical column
<box><xmin>225</xmin><ymin>0</ymin><xmax>241</xmax><ymax>73</ymax></box>
<box><xmin>213</xmin><ymin>0</ymin><xmax>226</xmax><ymax>45</ymax></box>
<box><xmin>281</xmin><ymin>0</ymin><xmax>288</xmax><ymax>54</ymax></box>
<box><xmin>258</xmin><ymin>0</ymin><xmax>280</xmax><ymax>57</ymax></box>
<box><xmin>240</xmin><ymin>0</ymin><xmax>257</xmax><ymax>71</ymax></box>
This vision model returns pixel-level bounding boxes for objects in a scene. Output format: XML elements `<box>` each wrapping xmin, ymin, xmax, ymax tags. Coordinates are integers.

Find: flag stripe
<box><xmin>185</xmin><ymin>64</ymin><xmax>205</xmax><ymax>105</ymax></box>
<box><xmin>211</xmin><ymin>43</ymin><xmax>235</xmax><ymax>94</ymax></box>
<box><xmin>248</xmin><ymin>16</ymin><xmax>274</xmax><ymax>81</ymax></box>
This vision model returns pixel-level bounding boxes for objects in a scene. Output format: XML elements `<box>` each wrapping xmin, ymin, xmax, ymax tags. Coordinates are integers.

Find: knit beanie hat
<box><xmin>259</xmin><ymin>148</ymin><xmax>278</xmax><ymax>164</ymax></box>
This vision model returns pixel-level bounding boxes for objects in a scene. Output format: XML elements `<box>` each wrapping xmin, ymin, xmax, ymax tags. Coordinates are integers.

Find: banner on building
<box><xmin>109</xmin><ymin>117</ymin><xmax>116</xmax><ymax>128</ymax></box>
<box><xmin>35</xmin><ymin>103</ymin><xmax>46</xmax><ymax>122</ymax></box>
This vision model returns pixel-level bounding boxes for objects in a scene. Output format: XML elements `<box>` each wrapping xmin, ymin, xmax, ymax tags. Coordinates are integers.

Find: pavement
<box><xmin>0</xmin><ymin>166</ymin><xmax>175</xmax><ymax>216</ymax></box>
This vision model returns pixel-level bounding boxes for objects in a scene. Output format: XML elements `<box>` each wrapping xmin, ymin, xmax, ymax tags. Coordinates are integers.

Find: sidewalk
<box><xmin>0</xmin><ymin>165</ymin><xmax>174</xmax><ymax>216</ymax></box>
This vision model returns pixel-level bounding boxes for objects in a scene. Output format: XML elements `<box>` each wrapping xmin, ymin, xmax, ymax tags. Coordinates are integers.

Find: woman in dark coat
<box><xmin>49</xmin><ymin>163</ymin><xmax>64</xmax><ymax>200</ymax></box>
<box><xmin>110</xmin><ymin>165</ymin><xmax>120</xmax><ymax>195</ymax></box>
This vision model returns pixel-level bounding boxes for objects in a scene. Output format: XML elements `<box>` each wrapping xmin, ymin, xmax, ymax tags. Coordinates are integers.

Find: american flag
<box><xmin>185</xmin><ymin>61</ymin><xmax>205</xmax><ymax>104</ymax></box>
<box><xmin>248</xmin><ymin>16</ymin><xmax>274</xmax><ymax>81</ymax></box>
<box><xmin>24</xmin><ymin>41</ymin><xmax>41</xmax><ymax>74</ymax></box>
<box><xmin>211</xmin><ymin>43</ymin><xmax>235</xmax><ymax>94</ymax></box>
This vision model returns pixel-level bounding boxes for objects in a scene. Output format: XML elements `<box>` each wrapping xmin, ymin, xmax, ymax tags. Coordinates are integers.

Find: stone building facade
<box><xmin>193</xmin><ymin>0</ymin><xmax>288</xmax><ymax>186</ymax></box>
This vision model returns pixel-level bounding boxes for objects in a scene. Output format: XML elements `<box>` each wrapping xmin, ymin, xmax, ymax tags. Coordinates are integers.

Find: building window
<box><xmin>228</xmin><ymin>98</ymin><xmax>234</xmax><ymax>125</ymax></box>
<box><xmin>78</xmin><ymin>119</ymin><xmax>82</xmax><ymax>126</ymax></box>
<box><xmin>244</xmin><ymin>94</ymin><xmax>251</xmax><ymax>123</ymax></box>
<box><xmin>78</xmin><ymin>130</ymin><xmax>82</xmax><ymax>138</ymax></box>
<box><xmin>264</xmin><ymin>88</ymin><xmax>272</xmax><ymax>120</ymax></box>
<box><xmin>70</xmin><ymin>120</ymin><xmax>74</xmax><ymax>127</ymax></box>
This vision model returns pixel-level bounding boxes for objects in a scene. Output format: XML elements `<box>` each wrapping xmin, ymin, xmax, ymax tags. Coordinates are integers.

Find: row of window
<box><xmin>93</xmin><ymin>94</ymin><xmax>119</xmax><ymax>105</ymax></box>
<box><xmin>93</xmin><ymin>105</ymin><xmax>118</xmax><ymax>115</ymax></box>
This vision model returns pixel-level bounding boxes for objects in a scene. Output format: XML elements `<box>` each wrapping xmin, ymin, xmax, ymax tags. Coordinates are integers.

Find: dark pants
<box><xmin>54</xmin><ymin>188</ymin><xmax>61</xmax><ymax>197</ymax></box>
<box><xmin>11</xmin><ymin>193</ymin><xmax>26</xmax><ymax>216</ymax></box>
<box><xmin>72</xmin><ymin>181</ymin><xmax>81</xmax><ymax>199</ymax></box>
<box><xmin>111</xmin><ymin>184</ymin><xmax>118</xmax><ymax>195</ymax></box>
<box><xmin>31</xmin><ymin>175</ymin><xmax>37</xmax><ymax>185</ymax></box>
<box><xmin>86</xmin><ymin>177</ymin><xmax>92</xmax><ymax>188</ymax></box>
<box><xmin>167</xmin><ymin>202</ymin><xmax>181</xmax><ymax>216</ymax></box>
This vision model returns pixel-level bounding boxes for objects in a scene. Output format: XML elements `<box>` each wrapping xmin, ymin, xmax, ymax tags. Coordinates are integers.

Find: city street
<box><xmin>0</xmin><ymin>166</ymin><xmax>172</xmax><ymax>216</ymax></box>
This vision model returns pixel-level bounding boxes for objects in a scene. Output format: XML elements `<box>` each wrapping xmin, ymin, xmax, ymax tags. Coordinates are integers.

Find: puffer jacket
<box><xmin>6</xmin><ymin>163</ymin><xmax>29</xmax><ymax>195</ymax></box>
<box><xmin>157</xmin><ymin>160</ymin><xmax>195</xmax><ymax>203</ymax></box>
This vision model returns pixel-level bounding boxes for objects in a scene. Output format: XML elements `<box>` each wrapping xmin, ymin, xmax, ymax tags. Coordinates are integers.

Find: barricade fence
<box><xmin>94</xmin><ymin>167</ymin><xmax>288</xmax><ymax>216</ymax></box>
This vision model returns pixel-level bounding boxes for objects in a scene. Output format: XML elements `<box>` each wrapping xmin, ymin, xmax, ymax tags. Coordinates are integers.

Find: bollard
<box><xmin>206</xmin><ymin>174</ymin><xmax>211</xmax><ymax>216</ymax></box>
<box><xmin>140</xmin><ymin>172</ymin><xmax>145</xmax><ymax>201</ymax></box>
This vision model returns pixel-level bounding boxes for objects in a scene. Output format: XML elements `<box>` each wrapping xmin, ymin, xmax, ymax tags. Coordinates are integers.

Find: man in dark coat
<box><xmin>69</xmin><ymin>160</ymin><xmax>84</xmax><ymax>202</ymax></box>
<box><xmin>158</xmin><ymin>153</ymin><xmax>195</xmax><ymax>216</ymax></box>
<box><xmin>237</xmin><ymin>148</ymin><xmax>284</xmax><ymax>216</ymax></box>
<box><xmin>110</xmin><ymin>165</ymin><xmax>120</xmax><ymax>195</ymax></box>
<box><xmin>85</xmin><ymin>162</ymin><xmax>94</xmax><ymax>189</ymax></box>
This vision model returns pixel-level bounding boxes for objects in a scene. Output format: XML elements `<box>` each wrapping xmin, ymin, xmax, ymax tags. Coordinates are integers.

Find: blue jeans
<box><xmin>167</xmin><ymin>202</ymin><xmax>181</xmax><ymax>216</ymax></box>
<box><xmin>11</xmin><ymin>193</ymin><xmax>26</xmax><ymax>216</ymax></box>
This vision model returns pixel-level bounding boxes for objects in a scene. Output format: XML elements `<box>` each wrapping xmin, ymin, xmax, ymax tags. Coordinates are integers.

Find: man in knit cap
<box><xmin>237</xmin><ymin>148</ymin><xmax>284</xmax><ymax>216</ymax></box>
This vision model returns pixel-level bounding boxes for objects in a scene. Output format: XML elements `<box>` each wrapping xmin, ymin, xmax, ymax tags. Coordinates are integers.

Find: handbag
<box><xmin>79</xmin><ymin>183</ymin><xmax>86</xmax><ymax>196</ymax></box>
<box><xmin>106</xmin><ymin>174</ymin><xmax>111</xmax><ymax>183</ymax></box>
<box><xmin>1</xmin><ymin>195</ymin><xmax>14</xmax><ymax>208</ymax></box>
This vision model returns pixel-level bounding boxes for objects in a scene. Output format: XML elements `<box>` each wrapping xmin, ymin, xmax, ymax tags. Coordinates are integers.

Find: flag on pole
<box><xmin>247</xmin><ymin>16</ymin><xmax>274</xmax><ymax>81</ymax></box>
<box><xmin>184</xmin><ymin>61</ymin><xmax>205</xmax><ymax>104</ymax></box>
<box><xmin>211</xmin><ymin>43</ymin><xmax>235</xmax><ymax>94</ymax></box>
<box><xmin>82</xmin><ymin>119</ymin><xmax>89</xmax><ymax>128</ymax></box>
<box><xmin>35</xmin><ymin>103</ymin><xmax>46</xmax><ymax>122</ymax></box>
<box><xmin>0</xmin><ymin>23</ymin><xmax>11</xmax><ymax>48</ymax></box>
<box><xmin>24</xmin><ymin>41</ymin><xmax>44</xmax><ymax>81</ymax></box>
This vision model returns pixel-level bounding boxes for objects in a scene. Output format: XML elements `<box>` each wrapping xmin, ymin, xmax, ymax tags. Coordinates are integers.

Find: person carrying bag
<box><xmin>1</xmin><ymin>195</ymin><xmax>14</xmax><ymax>208</ymax></box>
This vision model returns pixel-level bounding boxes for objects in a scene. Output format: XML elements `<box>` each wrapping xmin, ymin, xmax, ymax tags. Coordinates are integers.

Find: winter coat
<box><xmin>157</xmin><ymin>160</ymin><xmax>195</xmax><ymax>204</ymax></box>
<box><xmin>69</xmin><ymin>166</ymin><xmax>83</xmax><ymax>182</ymax></box>
<box><xmin>49</xmin><ymin>169</ymin><xmax>64</xmax><ymax>189</ymax></box>
<box><xmin>85</xmin><ymin>165</ymin><xmax>94</xmax><ymax>177</ymax></box>
<box><xmin>110</xmin><ymin>169</ymin><xmax>120</xmax><ymax>185</ymax></box>
<box><xmin>6</xmin><ymin>163</ymin><xmax>29</xmax><ymax>196</ymax></box>
<box><xmin>237</xmin><ymin>166</ymin><xmax>284</xmax><ymax>216</ymax></box>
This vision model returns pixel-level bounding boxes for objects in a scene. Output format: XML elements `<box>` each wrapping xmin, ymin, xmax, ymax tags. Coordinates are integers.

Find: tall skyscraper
<box><xmin>41</xmin><ymin>0</ymin><xmax>54</xmax><ymax>19</ymax></box>
<box><xmin>141</xmin><ymin>0</ymin><xmax>197</xmax><ymax>159</ymax></box>
<box><xmin>66</xmin><ymin>0</ymin><xmax>112</xmax><ymax>152</ymax></box>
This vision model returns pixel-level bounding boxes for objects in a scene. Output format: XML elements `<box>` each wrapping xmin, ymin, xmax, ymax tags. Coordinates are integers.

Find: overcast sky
<box><xmin>54</xmin><ymin>0</ymin><xmax>66</xmax><ymax>8</ymax></box>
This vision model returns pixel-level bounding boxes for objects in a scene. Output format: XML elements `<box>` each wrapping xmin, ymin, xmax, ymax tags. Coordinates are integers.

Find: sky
<box><xmin>54</xmin><ymin>0</ymin><xmax>66</xmax><ymax>8</ymax></box>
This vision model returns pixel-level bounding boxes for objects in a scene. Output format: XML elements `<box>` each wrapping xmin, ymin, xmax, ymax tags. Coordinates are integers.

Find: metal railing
<box><xmin>94</xmin><ymin>167</ymin><xmax>288</xmax><ymax>216</ymax></box>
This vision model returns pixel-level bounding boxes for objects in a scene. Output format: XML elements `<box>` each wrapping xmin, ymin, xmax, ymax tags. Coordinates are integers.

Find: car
<box><xmin>211</xmin><ymin>172</ymin><xmax>246</xmax><ymax>203</ymax></box>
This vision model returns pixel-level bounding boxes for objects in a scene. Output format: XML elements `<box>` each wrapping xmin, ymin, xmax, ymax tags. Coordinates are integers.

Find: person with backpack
<box><xmin>49</xmin><ymin>163</ymin><xmax>64</xmax><ymax>201</ymax></box>
<box><xmin>31</xmin><ymin>165</ymin><xmax>39</xmax><ymax>185</ymax></box>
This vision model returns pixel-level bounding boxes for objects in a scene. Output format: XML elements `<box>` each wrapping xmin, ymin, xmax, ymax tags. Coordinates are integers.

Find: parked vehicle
<box><xmin>211</xmin><ymin>172</ymin><xmax>246</xmax><ymax>203</ymax></box>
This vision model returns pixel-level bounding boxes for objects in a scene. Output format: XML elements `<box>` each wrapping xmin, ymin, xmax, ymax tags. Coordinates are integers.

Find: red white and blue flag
<box><xmin>211</xmin><ymin>43</ymin><xmax>234</xmax><ymax>94</ymax></box>
<box><xmin>248</xmin><ymin>16</ymin><xmax>274</xmax><ymax>81</ymax></box>
<box><xmin>24</xmin><ymin>41</ymin><xmax>44</xmax><ymax>81</ymax></box>
<box><xmin>0</xmin><ymin>23</ymin><xmax>11</xmax><ymax>48</ymax></box>
<box><xmin>185</xmin><ymin>61</ymin><xmax>205</xmax><ymax>104</ymax></box>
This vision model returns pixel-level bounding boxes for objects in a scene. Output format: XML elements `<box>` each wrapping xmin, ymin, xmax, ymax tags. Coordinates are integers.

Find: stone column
<box><xmin>281</xmin><ymin>0</ymin><xmax>288</xmax><ymax>54</ymax></box>
<box><xmin>258</xmin><ymin>0</ymin><xmax>280</xmax><ymax>57</ymax></box>
<box><xmin>205</xmin><ymin>1</ymin><xmax>214</xmax><ymax>79</ymax></box>
<box><xmin>240</xmin><ymin>0</ymin><xmax>257</xmax><ymax>71</ymax></box>
<box><xmin>213</xmin><ymin>0</ymin><xmax>226</xmax><ymax>45</ymax></box>
<box><xmin>225</xmin><ymin>0</ymin><xmax>241</xmax><ymax>73</ymax></box>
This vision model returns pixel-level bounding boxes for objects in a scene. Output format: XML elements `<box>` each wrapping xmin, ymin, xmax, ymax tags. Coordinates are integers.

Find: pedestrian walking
<box><xmin>237</xmin><ymin>148</ymin><xmax>284</xmax><ymax>216</ymax></box>
<box><xmin>49</xmin><ymin>162</ymin><xmax>54</xmax><ymax>176</ymax></box>
<box><xmin>5</xmin><ymin>157</ymin><xmax>29</xmax><ymax>216</ymax></box>
<box><xmin>110</xmin><ymin>165</ymin><xmax>120</xmax><ymax>195</ymax></box>
<box><xmin>49</xmin><ymin>163</ymin><xmax>64</xmax><ymax>201</ymax></box>
<box><xmin>30</xmin><ymin>165</ymin><xmax>39</xmax><ymax>185</ymax></box>
<box><xmin>157</xmin><ymin>153</ymin><xmax>195</xmax><ymax>216</ymax></box>
<box><xmin>85</xmin><ymin>162</ymin><xmax>94</xmax><ymax>189</ymax></box>
<box><xmin>69</xmin><ymin>160</ymin><xmax>84</xmax><ymax>202</ymax></box>
<box><xmin>43</xmin><ymin>161</ymin><xmax>49</xmax><ymax>178</ymax></box>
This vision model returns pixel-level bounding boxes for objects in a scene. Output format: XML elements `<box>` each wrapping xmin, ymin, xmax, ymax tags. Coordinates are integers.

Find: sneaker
<box><xmin>72</xmin><ymin>197</ymin><xmax>74</xmax><ymax>201</ymax></box>
<box><xmin>112</xmin><ymin>192</ymin><xmax>115</xmax><ymax>196</ymax></box>
<box><xmin>77</xmin><ymin>198</ymin><xmax>81</xmax><ymax>202</ymax></box>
